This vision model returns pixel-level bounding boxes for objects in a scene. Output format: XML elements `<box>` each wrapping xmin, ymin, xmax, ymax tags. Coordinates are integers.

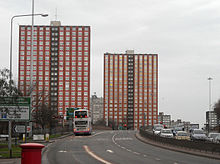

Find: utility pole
<box><xmin>208</xmin><ymin>77</ymin><xmax>213</xmax><ymax>133</ymax></box>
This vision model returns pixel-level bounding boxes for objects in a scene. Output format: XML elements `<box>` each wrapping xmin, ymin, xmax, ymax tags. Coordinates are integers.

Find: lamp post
<box><xmin>207</xmin><ymin>77</ymin><xmax>213</xmax><ymax>133</ymax></box>
<box><xmin>8</xmin><ymin>13</ymin><xmax>48</xmax><ymax>158</ymax></box>
<box><xmin>9</xmin><ymin>13</ymin><xmax>48</xmax><ymax>84</ymax></box>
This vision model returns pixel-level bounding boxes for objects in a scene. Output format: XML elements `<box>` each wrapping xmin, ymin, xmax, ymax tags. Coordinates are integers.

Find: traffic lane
<box><xmin>114</xmin><ymin>131</ymin><xmax>220</xmax><ymax>164</ymax></box>
<box><xmin>86</xmin><ymin>131</ymin><xmax>162</xmax><ymax>164</ymax></box>
<box><xmin>46</xmin><ymin>136</ymin><xmax>103</xmax><ymax>164</ymax></box>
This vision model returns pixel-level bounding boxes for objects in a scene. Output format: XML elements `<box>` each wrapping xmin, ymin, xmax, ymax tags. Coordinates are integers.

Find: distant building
<box><xmin>18</xmin><ymin>21</ymin><xmax>91</xmax><ymax>119</ymax></box>
<box><xmin>90</xmin><ymin>93</ymin><xmax>103</xmax><ymax>124</ymax></box>
<box><xmin>170</xmin><ymin>119</ymin><xmax>183</xmax><ymax>129</ymax></box>
<box><xmin>103</xmin><ymin>50</ymin><xmax>158</xmax><ymax>130</ymax></box>
<box><xmin>158</xmin><ymin>112</ymin><xmax>171</xmax><ymax>128</ymax></box>
<box><xmin>206</xmin><ymin>111</ymin><xmax>219</xmax><ymax>131</ymax></box>
<box><xmin>171</xmin><ymin>119</ymin><xmax>199</xmax><ymax>132</ymax></box>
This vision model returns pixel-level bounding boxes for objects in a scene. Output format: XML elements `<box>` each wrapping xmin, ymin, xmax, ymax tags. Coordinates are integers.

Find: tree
<box><xmin>32</xmin><ymin>104</ymin><xmax>57</xmax><ymax>133</ymax></box>
<box><xmin>214</xmin><ymin>99</ymin><xmax>220</xmax><ymax>132</ymax></box>
<box><xmin>0</xmin><ymin>68</ymin><xmax>21</xmax><ymax>97</ymax></box>
<box><xmin>0</xmin><ymin>68</ymin><xmax>22</xmax><ymax>134</ymax></box>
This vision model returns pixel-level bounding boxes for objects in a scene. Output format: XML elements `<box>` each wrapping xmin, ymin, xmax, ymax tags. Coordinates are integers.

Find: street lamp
<box><xmin>207</xmin><ymin>77</ymin><xmax>213</xmax><ymax>133</ymax></box>
<box><xmin>9</xmin><ymin>13</ymin><xmax>48</xmax><ymax>85</ymax></box>
<box><xmin>8</xmin><ymin>13</ymin><xmax>48</xmax><ymax>158</ymax></box>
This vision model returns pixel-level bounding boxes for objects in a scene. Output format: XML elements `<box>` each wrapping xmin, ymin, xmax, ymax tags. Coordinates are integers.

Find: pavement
<box><xmin>136</xmin><ymin>132</ymin><xmax>220</xmax><ymax>160</ymax></box>
<box><xmin>0</xmin><ymin>132</ymin><xmax>73</xmax><ymax>164</ymax></box>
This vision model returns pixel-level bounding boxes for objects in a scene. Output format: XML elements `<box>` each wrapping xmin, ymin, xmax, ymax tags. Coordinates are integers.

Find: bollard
<box><xmin>22</xmin><ymin>134</ymin><xmax>25</xmax><ymax>142</ymax></box>
<box><xmin>45</xmin><ymin>133</ymin><xmax>49</xmax><ymax>142</ymax></box>
<box><xmin>20</xmin><ymin>143</ymin><xmax>45</xmax><ymax>164</ymax></box>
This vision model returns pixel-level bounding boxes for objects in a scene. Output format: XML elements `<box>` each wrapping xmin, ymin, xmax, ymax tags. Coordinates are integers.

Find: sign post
<box><xmin>0</xmin><ymin>97</ymin><xmax>30</xmax><ymax>158</ymax></box>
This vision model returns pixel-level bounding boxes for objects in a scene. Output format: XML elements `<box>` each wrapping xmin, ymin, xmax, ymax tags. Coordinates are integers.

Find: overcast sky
<box><xmin>1</xmin><ymin>0</ymin><xmax>220</xmax><ymax>127</ymax></box>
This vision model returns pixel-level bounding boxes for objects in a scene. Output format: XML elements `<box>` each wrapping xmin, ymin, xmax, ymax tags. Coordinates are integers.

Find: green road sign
<box><xmin>0</xmin><ymin>97</ymin><xmax>31</xmax><ymax>121</ymax></box>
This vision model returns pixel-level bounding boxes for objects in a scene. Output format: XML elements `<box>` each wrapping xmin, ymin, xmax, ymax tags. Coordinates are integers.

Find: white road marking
<box><xmin>133</xmin><ymin>152</ymin><xmax>140</xmax><ymax>155</ymax></box>
<box><xmin>84</xmin><ymin>145</ymin><xmax>112</xmax><ymax>164</ymax></box>
<box><xmin>155</xmin><ymin>158</ymin><xmax>161</xmax><ymax>161</ymax></box>
<box><xmin>96</xmin><ymin>138</ymin><xmax>109</xmax><ymax>141</ymax></box>
<box><xmin>115</xmin><ymin>137</ymin><xmax>133</xmax><ymax>141</ymax></box>
<box><xmin>106</xmin><ymin>149</ymin><xmax>114</xmax><ymax>153</ymax></box>
<box><xmin>58</xmin><ymin>150</ymin><xmax>67</xmax><ymax>153</ymax></box>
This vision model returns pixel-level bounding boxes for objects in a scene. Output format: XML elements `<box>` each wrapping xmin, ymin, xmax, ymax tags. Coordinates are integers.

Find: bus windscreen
<box><xmin>75</xmin><ymin>111</ymin><xmax>87</xmax><ymax>118</ymax></box>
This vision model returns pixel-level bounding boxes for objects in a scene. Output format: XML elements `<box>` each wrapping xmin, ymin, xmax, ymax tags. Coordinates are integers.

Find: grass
<box><xmin>49</xmin><ymin>134</ymin><xmax>62</xmax><ymax>139</ymax></box>
<box><xmin>0</xmin><ymin>133</ymin><xmax>67</xmax><ymax>158</ymax></box>
<box><xmin>0</xmin><ymin>143</ymin><xmax>21</xmax><ymax>158</ymax></box>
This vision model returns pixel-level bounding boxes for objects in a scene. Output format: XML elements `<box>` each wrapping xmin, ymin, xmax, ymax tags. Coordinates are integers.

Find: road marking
<box><xmin>115</xmin><ymin>137</ymin><xmax>133</xmax><ymax>141</ymax></box>
<box><xmin>96</xmin><ymin>138</ymin><xmax>109</xmax><ymax>141</ymax></box>
<box><xmin>58</xmin><ymin>150</ymin><xmax>67</xmax><ymax>153</ymax></box>
<box><xmin>84</xmin><ymin>145</ymin><xmax>112</xmax><ymax>164</ymax></box>
<box><xmin>106</xmin><ymin>149</ymin><xmax>114</xmax><ymax>153</ymax></box>
<box><xmin>112</xmin><ymin>133</ymin><xmax>141</xmax><ymax>156</ymax></box>
<box><xmin>155</xmin><ymin>158</ymin><xmax>161</xmax><ymax>161</ymax></box>
<box><xmin>133</xmin><ymin>152</ymin><xmax>140</xmax><ymax>155</ymax></box>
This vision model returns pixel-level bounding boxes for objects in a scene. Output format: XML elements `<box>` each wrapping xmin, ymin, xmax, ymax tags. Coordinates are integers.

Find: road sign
<box><xmin>14</xmin><ymin>125</ymin><xmax>31</xmax><ymax>133</ymax></box>
<box><xmin>0</xmin><ymin>97</ymin><xmax>30</xmax><ymax>121</ymax></box>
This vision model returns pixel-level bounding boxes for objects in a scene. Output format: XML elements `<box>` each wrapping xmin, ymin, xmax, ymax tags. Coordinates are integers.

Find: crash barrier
<box><xmin>140</xmin><ymin>128</ymin><xmax>220</xmax><ymax>153</ymax></box>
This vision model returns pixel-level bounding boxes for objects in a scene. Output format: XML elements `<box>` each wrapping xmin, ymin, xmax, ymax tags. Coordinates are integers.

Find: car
<box><xmin>213</xmin><ymin>134</ymin><xmax>220</xmax><ymax>143</ymax></box>
<box><xmin>153</xmin><ymin>124</ymin><xmax>164</xmax><ymax>135</ymax></box>
<box><xmin>160</xmin><ymin>129</ymin><xmax>174</xmax><ymax>138</ymax></box>
<box><xmin>175</xmin><ymin>131</ymin><xmax>190</xmax><ymax>140</ymax></box>
<box><xmin>153</xmin><ymin>126</ymin><xmax>163</xmax><ymax>135</ymax></box>
<box><xmin>207</xmin><ymin>133</ymin><xmax>220</xmax><ymax>142</ymax></box>
<box><xmin>190</xmin><ymin>129</ymin><xmax>207</xmax><ymax>141</ymax></box>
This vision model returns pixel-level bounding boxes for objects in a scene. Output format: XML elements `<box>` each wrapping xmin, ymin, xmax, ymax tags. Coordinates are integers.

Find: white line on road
<box><xmin>84</xmin><ymin>145</ymin><xmax>112</xmax><ymax>164</ymax></box>
<box><xmin>133</xmin><ymin>152</ymin><xmax>140</xmax><ymax>155</ymax></box>
<box><xmin>58</xmin><ymin>150</ymin><xmax>67</xmax><ymax>153</ymax></box>
<box><xmin>155</xmin><ymin>158</ymin><xmax>161</xmax><ymax>161</ymax></box>
<box><xmin>106</xmin><ymin>149</ymin><xmax>114</xmax><ymax>153</ymax></box>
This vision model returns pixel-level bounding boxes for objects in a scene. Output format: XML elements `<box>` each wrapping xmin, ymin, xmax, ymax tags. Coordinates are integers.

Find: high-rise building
<box><xmin>158</xmin><ymin>112</ymin><xmax>171</xmax><ymax>128</ymax></box>
<box><xmin>206</xmin><ymin>111</ymin><xmax>219</xmax><ymax>131</ymax></box>
<box><xmin>18</xmin><ymin>21</ymin><xmax>90</xmax><ymax>119</ymax></box>
<box><xmin>103</xmin><ymin>50</ymin><xmax>158</xmax><ymax>130</ymax></box>
<box><xmin>90</xmin><ymin>93</ymin><xmax>103</xmax><ymax>124</ymax></box>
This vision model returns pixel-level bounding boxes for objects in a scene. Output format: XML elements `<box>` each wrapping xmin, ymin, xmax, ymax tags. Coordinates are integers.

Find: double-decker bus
<box><xmin>73</xmin><ymin>109</ymin><xmax>92</xmax><ymax>135</ymax></box>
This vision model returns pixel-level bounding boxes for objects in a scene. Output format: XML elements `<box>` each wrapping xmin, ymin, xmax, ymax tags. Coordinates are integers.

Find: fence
<box><xmin>140</xmin><ymin>128</ymin><xmax>220</xmax><ymax>153</ymax></box>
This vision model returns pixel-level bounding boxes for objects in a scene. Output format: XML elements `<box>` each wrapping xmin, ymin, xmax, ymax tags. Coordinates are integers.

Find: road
<box><xmin>43</xmin><ymin>130</ymin><xmax>220</xmax><ymax>164</ymax></box>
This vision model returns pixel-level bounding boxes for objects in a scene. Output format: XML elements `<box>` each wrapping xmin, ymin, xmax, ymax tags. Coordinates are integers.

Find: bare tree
<box><xmin>214</xmin><ymin>99</ymin><xmax>220</xmax><ymax>132</ymax></box>
<box><xmin>32</xmin><ymin>104</ymin><xmax>57</xmax><ymax>133</ymax></box>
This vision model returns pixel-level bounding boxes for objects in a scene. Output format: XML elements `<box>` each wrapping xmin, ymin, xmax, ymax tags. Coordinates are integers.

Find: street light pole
<box><xmin>30</xmin><ymin>0</ymin><xmax>35</xmax><ymax>92</ymax></box>
<box><xmin>207</xmin><ymin>77</ymin><xmax>213</xmax><ymax>133</ymax></box>
<box><xmin>9</xmin><ymin>13</ymin><xmax>48</xmax><ymax>84</ymax></box>
<box><xmin>8</xmin><ymin>12</ymin><xmax>48</xmax><ymax>158</ymax></box>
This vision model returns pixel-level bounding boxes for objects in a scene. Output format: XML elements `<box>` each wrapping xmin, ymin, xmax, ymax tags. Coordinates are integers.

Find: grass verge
<box><xmin>0</xmin><ymin>143</ymin><xmax>21</xmax><ymax>158</ymax></box>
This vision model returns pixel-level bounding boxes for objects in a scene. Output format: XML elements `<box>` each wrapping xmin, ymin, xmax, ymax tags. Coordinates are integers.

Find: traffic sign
<box><xmin>14</xmin><ymin>125</ymin><xmax>31</xmax><ymax>133</ymax></box>
<box><xmin>0</xmin><ymin>97</ymin><xmax>30</xmax><ymax>121</ymax></box>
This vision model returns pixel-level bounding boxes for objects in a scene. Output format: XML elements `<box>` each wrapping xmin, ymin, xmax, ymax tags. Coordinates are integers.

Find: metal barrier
<box><xmin>140</xmin><ymin>128</ymin><xmax>220</xmax><ymax>153</ymax></box>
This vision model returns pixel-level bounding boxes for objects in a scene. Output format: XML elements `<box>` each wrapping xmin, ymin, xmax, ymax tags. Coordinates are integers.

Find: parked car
<box><xmin>175</xmin><ymin>131</ymin><xmax>190</xmax><ymax>140</ymax></box>
<box><xmin>153</xmin><ymin>124</ymin><xmax>164</xmax><ymax>135</ymax></box>
<box><xmin>190</xmin><ymin>129</ymin><xmax>207</xmax><ymax>141</ymax></box>
<box><xmin>172</xmin><ymin>127</ymin><xmax>184</xmax><ymax>136</ymax></box>
<box><xmin>207</xmin><ymin>133</ymin><xmax>220</xmax><ymax>142</ymax></box>
<box><xmin>214</xmin><ymin>134</ymin><xmax>220</xmax><ymax>143</ymax></box>
<box><xmin>160</xmin><ymin>129</ymin><xmax>174</xmax><ymax>138</ymax></box>
<box><xmin>153</xmin><ymin>127</ymin><xmax>163</xmax><ymax>135</ymax></box>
